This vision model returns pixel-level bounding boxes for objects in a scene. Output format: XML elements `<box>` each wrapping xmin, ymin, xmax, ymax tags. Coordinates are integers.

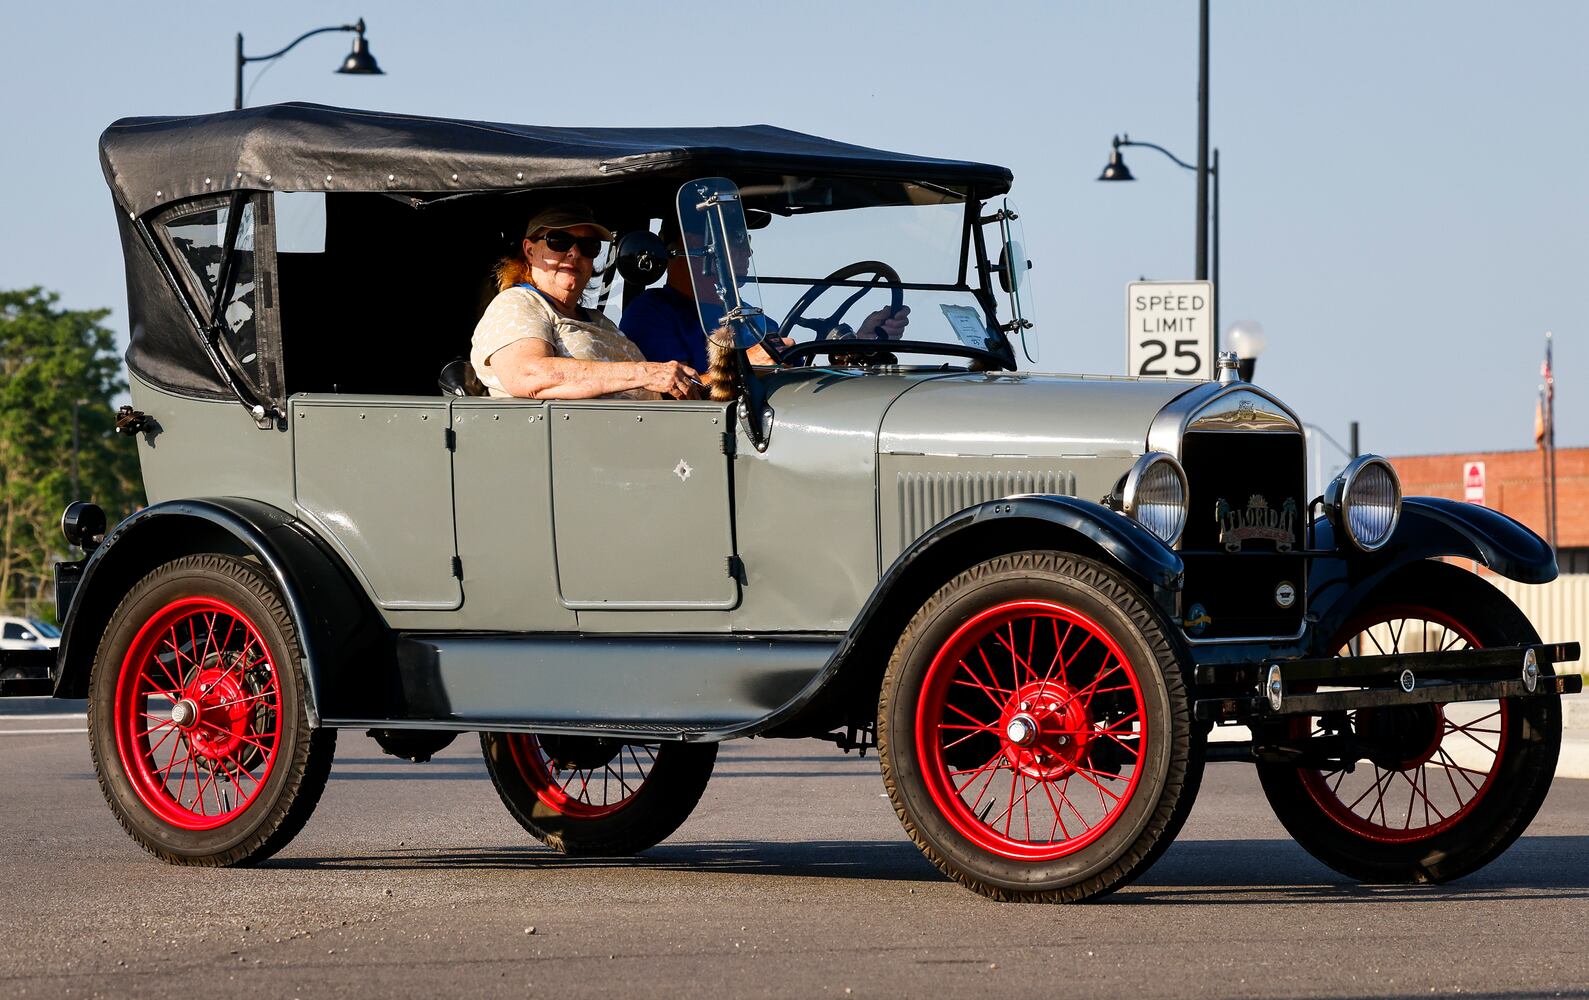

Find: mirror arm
<box><xmin>734</xmin><ymin>349</ymin><xmax>773</xmax><ymax>452</ymax></box>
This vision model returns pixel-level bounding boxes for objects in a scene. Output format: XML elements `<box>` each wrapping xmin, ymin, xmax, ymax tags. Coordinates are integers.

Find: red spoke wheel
<box><xmin>1257</xmin><ymin>561</ymin><xmax>1562</xmax><ymax>884</ymax></box>
<box><xmin>481</xmin><ymin>732</ymin><xmax>716</xmax><ymax>856</ymax></box>
<box><xmin>88</xmin><ymin>555</ymin><xmax>335</xmax><ymax>865</ymax></box>
<box><xmin>880</xmin><ymin>552</ymin><xmax>1199</xmax><ymax>902</ymax></box>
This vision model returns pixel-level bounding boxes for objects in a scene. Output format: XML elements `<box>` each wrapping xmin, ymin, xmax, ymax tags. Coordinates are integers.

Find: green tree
<box><xmin>0</xmin><ymin>288</ymin><xmax>143</xmax><ymax>621</ymax></box>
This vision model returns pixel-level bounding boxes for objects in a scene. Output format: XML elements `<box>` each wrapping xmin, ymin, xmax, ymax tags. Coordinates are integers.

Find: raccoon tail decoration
<box><xmin>704</xmin><ymin>329</ymin><xmax>742</xmax><ymax>402</ymax></box>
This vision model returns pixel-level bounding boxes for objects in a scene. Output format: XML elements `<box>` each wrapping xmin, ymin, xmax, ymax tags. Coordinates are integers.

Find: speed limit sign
<box><xmin>1127</xmin><ymin>281</ymin><xmax>1214</xmax><ymax>380</ymax></box>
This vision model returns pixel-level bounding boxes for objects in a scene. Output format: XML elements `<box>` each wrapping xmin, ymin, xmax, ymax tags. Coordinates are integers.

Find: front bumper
<box><xmin>1193</xmin><ymin>641</ymin><xmax>1581</xmax><ymax>723</ymax></box>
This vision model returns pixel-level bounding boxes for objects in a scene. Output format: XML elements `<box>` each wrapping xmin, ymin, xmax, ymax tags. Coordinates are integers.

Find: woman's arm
<box><xmin>490</xmin><ymin>336</ymin><xmax>700</xmax><ymax>399</ymax></box>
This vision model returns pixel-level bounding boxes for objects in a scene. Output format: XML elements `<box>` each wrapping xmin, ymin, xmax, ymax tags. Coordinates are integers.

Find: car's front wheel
<box><xmin>87</xmin><ymin>554</ymin><xmax>335</xmax><ymax>865</ymax></box>
<box><xmin>879</xmin><ymin>551</ymin><xmax>1198</xmax><ymax>902</ymax></box>
<box><xmin>1256</xmin><ymin>561</ymin><xmax>1561</xmax><ymax>883</ymax></box>
<box><xmin>481</xmin><ymin>733</ymin><xmax>716</xmax><ymax>855</ymax></box>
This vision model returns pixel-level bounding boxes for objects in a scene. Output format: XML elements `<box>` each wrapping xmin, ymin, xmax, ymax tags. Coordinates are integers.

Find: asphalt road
<box><xmin>2</xmin><ymin>700</ymin><xmax>1587</xmax><ymax>999</ymax></box>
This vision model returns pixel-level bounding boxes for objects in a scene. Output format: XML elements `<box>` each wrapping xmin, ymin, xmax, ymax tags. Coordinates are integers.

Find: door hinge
<box><xmin>726</xmin><ymin>555</ymin><xmax>745</xmax><ymax>583</ymax></box>
<box><xmin>451</xmin><ymin>556</ymin><xmax>463</xmax><ymax>579</ymax></box>
<box><xmin>444</xmin><ymin>427</ymin><xmax>457</xmax><ymax>451</ymax></box>
<box><xmin>720</xmin><ymin>430</ymin><xmax>736</xmax><ymax>456</ymax></box>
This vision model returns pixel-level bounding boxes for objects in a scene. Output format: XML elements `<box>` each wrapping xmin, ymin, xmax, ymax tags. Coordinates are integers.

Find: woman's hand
<box><xmin>639</xmin><ymin>360</ymin><xmax>703</xmax><ymax>399</ymax></box>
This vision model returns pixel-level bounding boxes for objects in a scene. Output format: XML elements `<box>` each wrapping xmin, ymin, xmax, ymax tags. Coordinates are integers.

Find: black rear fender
<box><xmin>53</xmin><ymin>498</ymin><xmax>393</xmax><ymax>724</ymax></box>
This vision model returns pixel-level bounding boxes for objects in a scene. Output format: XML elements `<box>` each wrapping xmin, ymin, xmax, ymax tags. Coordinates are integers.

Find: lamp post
<box><xmin>70</xmin><ymin>398</ymin><xmax>87</xmax><ymax>498</ymax></box>
<box><xmin>234</xmin><ymin>17</ymin><xmax>383</xmax><ymax>111</ymax></box>
<box><xmin>1099</xmin><ymin>136</ymin><xmax>1220</xmax><ymax>340</ymax></box>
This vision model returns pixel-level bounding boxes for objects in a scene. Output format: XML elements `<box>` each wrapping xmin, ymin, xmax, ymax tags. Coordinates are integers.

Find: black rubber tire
<box><xmin>480</xmin><ymin>733</ymin><xmax>717</xmax><ymax>856</ymax></box>
<box><xmin>1256</xmin><ymin>560</ymin><xmax>1562</xmax><ymax>884</ymax></box>
<box><xmin>87</xmin><ymin>554</ymin><xmax>336</xmax><ymax>866</ymax></box>
<box><xmin>878</xmin><ymin>551</ymin><xmax>1197</xmax><ymax>902</ymax></box>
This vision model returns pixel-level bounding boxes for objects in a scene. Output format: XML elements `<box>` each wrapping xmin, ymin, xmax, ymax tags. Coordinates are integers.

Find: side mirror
<box><xmin>615</xmin><ymin>231</ymin><xmax>668</xmax><ymax>287</ymax></box>
<box><xmin>997</xmin><ymin>244</ymin><xmax>1032</xmax><ymax>294</ymax></box>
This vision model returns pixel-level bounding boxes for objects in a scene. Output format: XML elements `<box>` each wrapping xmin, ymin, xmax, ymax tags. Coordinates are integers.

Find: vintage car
<box><xmin>28</xmin><ymin>103</ymin><xmax>1579</xmax><ymax>901</ymax></box>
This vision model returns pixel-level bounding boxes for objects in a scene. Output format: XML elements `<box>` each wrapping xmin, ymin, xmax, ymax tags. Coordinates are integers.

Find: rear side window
<box><xmin>2</xmin><ymin>623</ymin><xmax>28</xmax><ymax>640</ymax></box>
<box><xmin>161</xmin><ymin>200</ymin><xmax>260</xmax><ymax>383</ymax></box>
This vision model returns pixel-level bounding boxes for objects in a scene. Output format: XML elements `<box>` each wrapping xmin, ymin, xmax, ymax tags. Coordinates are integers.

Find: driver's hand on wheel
<box><xmin>858</xmin><ymin>305</ymin><xmax>910</xmax><ymax>340</ymax></box>
<box><xmin>748</xmin><ymin>336</ymin><xmax>795</xmax><ymax>366</ymax></box>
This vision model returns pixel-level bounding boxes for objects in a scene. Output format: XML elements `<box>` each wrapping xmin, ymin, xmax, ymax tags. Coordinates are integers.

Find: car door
<box><xmin>291</xmin><ymin>394</ymin><xmax>462</xmax><ymax>611</ymax></box>
<box><xmin>548</xmin><ymin>399</ymin><xmax>739</xmax><ymax>611</ymax></box>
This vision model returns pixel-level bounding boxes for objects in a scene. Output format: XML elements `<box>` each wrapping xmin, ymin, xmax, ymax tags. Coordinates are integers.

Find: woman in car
<box><xmin>472</xmin><ymin>205</ymin><xmax>701</xmax><ymax>399</ymax></box>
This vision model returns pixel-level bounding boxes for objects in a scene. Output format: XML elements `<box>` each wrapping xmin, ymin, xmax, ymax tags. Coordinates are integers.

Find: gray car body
<box><xmin>113</xmin><ymin>362</ymin><xmax>1202</xmax><ymax>732</ymax></box>
<box><xmin>56</xmin><ymin>108</ymin><xmax>1559</xmax><ymax>742</ymax></box>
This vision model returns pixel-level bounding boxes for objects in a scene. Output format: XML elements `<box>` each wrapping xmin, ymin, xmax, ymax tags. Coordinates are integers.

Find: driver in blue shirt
<box><xmin>620</xmin><ymin>218</ymin><xmax>908</xmax><ymax>367</ymax></box>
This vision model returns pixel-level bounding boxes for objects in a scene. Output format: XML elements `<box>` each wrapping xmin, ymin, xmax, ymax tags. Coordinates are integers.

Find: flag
<box><xmin>1542</xmin><ymin>335</ymin><xmax>1555</xmax><ymax>401</ymax></box>
<box><xmin>1542</xmin><ymin>333</ymin><xmax>1555</xmax><ymax>446</ymax></box>
<box><xmin>1535</xmin><ymin>387</ymin><xmax>1546</xmax><ymax>448</ymax></box>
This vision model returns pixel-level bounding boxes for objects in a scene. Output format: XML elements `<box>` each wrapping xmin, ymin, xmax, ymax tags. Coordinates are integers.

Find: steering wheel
<box><xmin>774</xmin><ymin>260</ymin><xmax>905</xmax><ymax>364</ymax></box>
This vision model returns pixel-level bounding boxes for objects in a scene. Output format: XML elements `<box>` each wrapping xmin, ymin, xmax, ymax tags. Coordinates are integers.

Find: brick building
<box><xmin>1386</xmin><ymin>447</ymin><xmax>1589</xmax><ymax>573</ymax></box>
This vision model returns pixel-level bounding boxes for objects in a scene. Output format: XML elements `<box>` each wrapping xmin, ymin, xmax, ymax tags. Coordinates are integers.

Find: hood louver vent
<box><xmin>897</xmin><ymin>470</ymin><xmax>1077</xmax><ymax>550</ymax></box>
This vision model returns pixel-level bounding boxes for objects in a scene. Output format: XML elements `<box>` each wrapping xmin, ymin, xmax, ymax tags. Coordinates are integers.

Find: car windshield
<box><xmin>28</xmin><ymin>619</ymin><xmax>61</xmax><ymax>638</ymax></box>
<box><xmin>677</xmin><ymin>176</ymin><xmax>1010</xmax><ymax>365</ymax></box>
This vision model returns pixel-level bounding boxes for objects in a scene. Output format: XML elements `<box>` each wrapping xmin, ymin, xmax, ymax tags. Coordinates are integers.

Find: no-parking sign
<box><xmin>1464</xmin><ymin>461</ymin><xmax>1486</xmax><ymax>505</ymax></box>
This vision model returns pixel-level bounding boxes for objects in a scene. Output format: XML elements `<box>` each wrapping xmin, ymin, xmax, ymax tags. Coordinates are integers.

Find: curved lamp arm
<box><xmin>244</xmin><ymin>22</ymin><xmax>363</xmax><ymax>64</ymax></box>
<box><xmin>1112</xmin><ymin>134</ymin><xmax>1212</xmax><ymax>175</ymax></box>
<box><xmin>235</xmin><ymin>19</ymin><xmax>371</xmax><ymax>110</ymax></box>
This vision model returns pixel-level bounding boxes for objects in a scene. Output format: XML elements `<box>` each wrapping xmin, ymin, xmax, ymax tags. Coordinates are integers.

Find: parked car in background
<box><xmin>0</xmin><ymin>616</ymin><xmax>61</xmax><ymax>651</ymax></box>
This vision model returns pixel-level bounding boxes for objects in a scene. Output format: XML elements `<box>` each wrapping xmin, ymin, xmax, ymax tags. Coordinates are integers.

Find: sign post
<box><xmin>1127</xmin><ymin>280</ymin><xmax>1215</xmax><ymax>380</ymax></box>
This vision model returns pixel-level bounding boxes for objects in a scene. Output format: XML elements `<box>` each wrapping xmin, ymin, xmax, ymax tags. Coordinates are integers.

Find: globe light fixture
<box><xmin>1226</xmin><ymin>319</ymin><xmax>1267</xmax><ymax>381</ymax></box>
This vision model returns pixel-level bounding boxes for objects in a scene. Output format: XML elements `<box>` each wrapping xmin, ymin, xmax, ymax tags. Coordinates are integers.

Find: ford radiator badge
<box><xmin>1183</xmin><ymin>603</ymin><xmax>1211</xmax><ymax>636</ymax></box>
<box><xmin>1216</xmin><ymin>494</ymin><xmax>1297</xmax><ymax>553</ymax></box>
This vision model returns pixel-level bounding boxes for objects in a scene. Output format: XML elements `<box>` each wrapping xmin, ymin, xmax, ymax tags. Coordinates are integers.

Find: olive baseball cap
<box><xmin>524</xmin><ymin>204</ymin><xmax>613</xmax><ymax>241</ymax></box>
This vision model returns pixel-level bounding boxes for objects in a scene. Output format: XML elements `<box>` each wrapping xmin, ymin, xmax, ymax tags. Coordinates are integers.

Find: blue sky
<box><xmin>2</xmin><ymin>0</ymin><xmax>1583</xmax><ymax>465</ymax></box>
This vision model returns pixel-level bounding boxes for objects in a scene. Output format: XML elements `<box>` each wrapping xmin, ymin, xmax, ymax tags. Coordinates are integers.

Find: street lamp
<box><xmin>234</xmin><ymin>17</ymin><xmax>383</xmax><ymax>111</ymax></box>
<box><xmin>1099</xmin><ymin>134</ymin><xmax>1221</xmax><ymax>340</ymax></box>
<box><xmin>1225</xmin><ymin>319</ymin><xmax>1265</xmax><ymax>382</ymax></box>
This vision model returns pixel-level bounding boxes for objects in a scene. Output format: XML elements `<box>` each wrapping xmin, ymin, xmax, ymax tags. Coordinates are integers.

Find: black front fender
<box><xmin>1306</xmin><ymin>496</ymin><xmax>1556</xmax><ymax>651</ymax></box>
<box><xmin>1391</xmin><ymin>497</ymin><xmax>1557</xmax><ymax>583</ymax></box>
<box><xmin>913</xmin><ymin>495</ymin><xmax>1186</xmax><ymax>592</ymax></box>
<box><xmin>54</xmin><ymin>498</ymin><xmax>392</xmax><ymax>723</ymax></box>
<box><xmin>740</xmin><ymin>494</ymin><xmax>1183</xmax><ymax>740</ymax></box>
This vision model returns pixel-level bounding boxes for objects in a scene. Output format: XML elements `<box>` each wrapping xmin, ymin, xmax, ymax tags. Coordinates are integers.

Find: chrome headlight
<box><xmin>1327</xmin><ymin>455</ymin><xmax>1401</xmax><ymax>551</ymax></box>
<box><xmin>1122</xmin><ymin>452</ymin><xmax>1189</xmax><ymax>546</ymax></box>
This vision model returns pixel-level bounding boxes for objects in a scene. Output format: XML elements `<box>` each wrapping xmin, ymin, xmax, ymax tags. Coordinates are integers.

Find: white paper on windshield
<box><xmin>940</xmin><ymin>304</ymin><xmax>992</xmax><ymax>351</ymax></box>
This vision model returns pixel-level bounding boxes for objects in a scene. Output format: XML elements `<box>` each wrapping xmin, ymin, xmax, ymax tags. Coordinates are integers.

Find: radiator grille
<box><xmin>897</xmin><ymin>470</ymin><xmax>1077</xmax><ymax>549</ymax></box>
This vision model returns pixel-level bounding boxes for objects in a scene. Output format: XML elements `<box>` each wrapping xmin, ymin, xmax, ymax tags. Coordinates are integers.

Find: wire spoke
<box><xmin>1041</xmin><ymin>618</ymin><xmax>1076</xmax><ymax>687</ymax></box>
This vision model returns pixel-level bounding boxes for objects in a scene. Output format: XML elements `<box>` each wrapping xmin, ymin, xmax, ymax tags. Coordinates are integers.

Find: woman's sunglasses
<box><xmin>535</xmin><ymin>230</ymin><xmax>607</xmax><ymax>257</ymax></box>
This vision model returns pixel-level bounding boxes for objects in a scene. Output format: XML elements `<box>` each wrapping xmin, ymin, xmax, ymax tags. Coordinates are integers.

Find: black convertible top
<box><xmin>100</xmin><ymin>103</ymin><xmax>1013</xmax><ymax>218</ymax></box>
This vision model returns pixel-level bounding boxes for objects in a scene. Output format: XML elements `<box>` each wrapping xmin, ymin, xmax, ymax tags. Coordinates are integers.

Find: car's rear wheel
<box><xmin>1256</xmin><ymin>561</ymin><xmax>1561</xmax><ymax>883</ymax></box>
<box><xmin>879</xmin><ymin>551</ymin><xmax>1198</xmax><ymax>902</ymax></box>
<box><xmin>480</xmin><ymin>732</ymin><xmax>716</xmax><ymax>855</ymax></box>
<box><xmin>88</xmin><ymin>554</ymin><xmax>335</xmax><ymax>865</ymax></box>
